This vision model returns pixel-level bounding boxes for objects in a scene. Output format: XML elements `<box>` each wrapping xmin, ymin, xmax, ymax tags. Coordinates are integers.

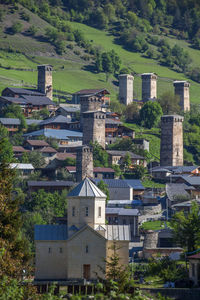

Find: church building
<box><xmin>34</xmin><ymin>177</ymin><xmax>130</xmax><ymax>282</ymax></box>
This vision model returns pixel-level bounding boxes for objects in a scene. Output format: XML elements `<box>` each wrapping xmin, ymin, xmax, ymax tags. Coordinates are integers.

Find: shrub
<box><xmin>10</xmin><ymin>22</ymin><xmax>23</xmax><ymax>34</ymax></box>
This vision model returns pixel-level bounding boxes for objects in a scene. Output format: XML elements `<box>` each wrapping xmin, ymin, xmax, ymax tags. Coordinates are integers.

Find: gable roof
<box><xmin>104</xmin><ymin>225</ymin><xmax>130</xmax><ymax>241</ymax></box>
<box><xmin>34</xmin><ymin>225</ymin><xmax>68</xmax><ymax>241</ymax></box>
<box><xmin>106</xmin><ymin>208</ymin><xmax>139</xmax><ymax>216</ymax></box>
<box><xmin>22</xmin><ymin>95</ymin><xmax>54</xmax><ymax>106</ymax></box>
<box><xmin>56</xmin><ymin>153</ymin><xmax>76</xmax><ymax>160</ymax></box>
<box><xmin>0</xmin><ymin>118</ymin><xmax>20</xmax><ymax>125</ymax></box>
<box><xmin>107</xmin><ymin>150</ymin><xmax>144</xmax><ymax>159</ymax></box>
<box><xmin>26</xmin><ymin>140</ymin><xmax>49</xmax><ymax>146</ymax></box>
<box><xmin>68</xmin><ymin>177</ymin><xmax>106</xmax><ymax>198</ymax></box>
<box><xmin>166</xmin><ymin>183</ymin><xmax>191</xmax><ymax>202</ymax></box>
<box><xmin>23</xmin><ymin>129</ymin><xmax>82</xmax><ymax>140</ymax></box>
<box><xmin>73</xmin><ymin>88</ymin><xmax>110</xmax><ymax>95</ymax></box>
<box><xmin>40</xmin><ymin>115</ymin><xmax>72</xmax><ymax>125</ymax></box>
<box><xmin>92</xmin><ymin>179</ymin><xmax>144</xmax><ymax>190</ymax></box>
<box><xmin>4</xmin><ymin>87</ymin><xmax>45</xmax><ymax>96</ymax></box>
<box><xmin>10</xmin><ymin>163</ymin><xmax>34</xmax><ymax>170</ymax></box>
<box><xmin>0</xmin><ymin>96</ymin><xmax>27</xmax><ymax>104</ymax></box>
<box><xmin>28</xmin><ymin>180</ymin><xmax>75</xmax><ymax>187</ymax></box>
<box><xmin>13</xmin><ymin>146</ymin><xmax>28</xmax><ymax>152</ymax></box>
<box><xmin>57</xmin><ymin>106</ymin><xmax>80</xmax><ymax>113</ymax></box>
<box><xmin>151</xmin><ymin>165</ymin><xmax>199</xmax><ymax>174</ymax></box>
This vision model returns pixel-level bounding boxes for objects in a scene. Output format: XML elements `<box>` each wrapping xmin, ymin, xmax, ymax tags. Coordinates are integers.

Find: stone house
<box><xmin>34</xmin><ymin>177</ymin><xmax>130</xmax><ymax>282</ymax></box>
<box><xmin>65</xmin><ymin>166</ymin><xmax>115</xmax><ymax>180</ymax></box>
<box><xmin>133</xmin><ymin>138</ymin><xmax>149</xmax><ymax>152</ymax></box>
<box><xmin>107</xmin><ymin>150</ymin><xmax>146</xmax><ymax>168</ymax></box>
<box><xmin>55</xmin><ymin>105</ymin><xmax>80</xmax><ymax>119</ymax></box>
<box><xmin>24</xmin><ymin>139</ymin><xmax>50</xmax><ymax>151</ymax></box>
<box><xmin>28</xmin><ymin>180</ymin><xmax>74</xmax><ymax>194</ymax></box>
<box><xmin>72</xmin><ymin>88</ymin><xmax>110</xmax><ymax>105</ymax></box>
<box><xmin>39</xmin><ymin>115</ymin><xmax>80</xmax><ymax>130</ymax></box>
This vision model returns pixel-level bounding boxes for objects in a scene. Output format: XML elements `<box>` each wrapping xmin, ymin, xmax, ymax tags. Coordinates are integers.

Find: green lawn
<box><xmin>141</xmin><ymin>220</ymin><xmax>170</xmax><ymax>231</ymax></box>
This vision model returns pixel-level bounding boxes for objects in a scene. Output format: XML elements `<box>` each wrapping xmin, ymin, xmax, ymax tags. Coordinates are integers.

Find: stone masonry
<box><xmin>173</xmin><ymin>81</ymin><xmax>190</xmax><ymax>112</ymax></box>
<box><xmin>76</xmin><ymin>145</ymin><xmax>93</xmax><ymax>182</ymax></box>
<box><xmin>160</xmin><ymin>115</ymin><xmax>184</xmax><ymax>166</ymax></box>
<box><xmin>80</xmin><ymin>95</ymin><xmax>102</xmax><ymax>128</ymax></box>
<box><xmin>119</xmin><ymin>74</ymin><xmax>134</xmax><ymax>105</ymax></box>
<box><xmin>141</xmin><ymin>73</ymin><xmax>157</xmax><ymax>101</ymax></box>
<box><xmin>82</xmin><ymin>111</ymin><xmax>106</xmax><ymax>149</ymax></box>
<box><xmin>37</xmin><ymin>65</ymin><xmax>53</xmax><ymax>100</ymax></box>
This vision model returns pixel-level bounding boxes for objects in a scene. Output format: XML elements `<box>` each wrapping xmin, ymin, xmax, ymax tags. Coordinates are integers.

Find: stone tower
<box><xmin>160</xmin><ymin>115</ymin><xmax>184</xmax><ymax>166</ymax></box>
<box><xmin>173</xmin><ymin>81</ymin><xmax>190</xmax><ymax>112</ymax></box>
<box><xmin>80</xmin><ymin>95</ymin><xmax>102</xmax><ymax>128</ymax></box>
<box><xmin>141</xmin><ymin>73</ymin><xmax>157</xmax><ymax>102</ymax></box>
<box><xmin>76</xmin><ymin>145</ymin><xmax>94</xmax><ymax>182</ymax></box>
<box><xmin>82</xmin><ymin>111</ymin><xmax>106</xmax><ymax>149</ymax></box>
<box><xmin>37</xmin><ymin>65</ymin><xmax>53</xmax><ymax>100</ymax></box>
<box><xmin>119</xmin><ymin>74</ymin><xmax>134</xmax><ymax>105</ymax></box>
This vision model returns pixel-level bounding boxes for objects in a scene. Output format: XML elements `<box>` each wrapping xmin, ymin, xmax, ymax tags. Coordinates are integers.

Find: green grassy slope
<box><xmin>0</xmin><ymin>4</ymin><xmax>200</xmax><ymax>103</ymax></box>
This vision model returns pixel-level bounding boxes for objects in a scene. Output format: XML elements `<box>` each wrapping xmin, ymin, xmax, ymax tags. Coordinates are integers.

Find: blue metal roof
<box><xmin>93</xmin><ymin>179</ymin><xmax>144</xmax><ymax>190</ymax></box>
<box><xmin>34</xmin><ymin>225</ymin><xmax>68</xmax><ymax>241</ymax></box>
<box><xmin>24</xmin><ymin>128</ymin><xmax>82</xmax><ymax>140</ymax></box>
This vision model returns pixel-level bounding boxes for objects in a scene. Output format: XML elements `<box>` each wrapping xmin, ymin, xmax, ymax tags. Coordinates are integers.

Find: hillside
<box><xmin>0</xmin><ymin>3</ymin><xmax>200</xmax><ymax>103</ymax></box>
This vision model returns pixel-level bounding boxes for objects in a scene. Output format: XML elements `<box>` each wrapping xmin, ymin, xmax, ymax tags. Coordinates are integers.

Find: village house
<box><xmin>24</xmin><ymin>139</ymin><xmax>50</xmax><ymax>151</ymax></box>
<box><xmin>28</xmin><ymin>180</ymin><xmax>75</xmax><ymax>194</ymax></box>
<box><xmin>0</xmin><ymin>94</ymin><xmax>55</xmax><ymax>117</ymax></box>
<box><xmin>13</xmin><ymin>146</ymin><xmax>29</xmax><ymax>158</ymax></box>
<box><xmin>72</xmin><ymin>88</ymin><xmax>110</xmax><ymax>105</ymax></box>
<box><xmin>0</xmin><ymin>117</ymin><xmax>21</xmax><ymax>134</ymax></box>
<box><xmin>92</xmin><ymin>179</ymin><xmax>145</xmax><ymax>200</ymax></box>
<box><xmin>150</xmin><ymin>165</ymin><xmax>200</xmax><ymax>181</ymax></box>
<box><xmin>107</xmin><ymin>150</ymin><xmax>146</xmax><ymax>168</ymax></box>
<box><xmin>34</xmin><ymin>177</ymin><xmax>130</xmax><ymax>284</ymax></box>
<box><xmin>66</xmin><ymin>166</ymin><xmax>115</xmax><ymax>180</ymax></box>
<box><xmin>133</xmin><ymin>138</ymin><xmax>149</xmax><ymax>152</ymax></box>
<box><xmin>106</xmin><ymin>207</ymin><xmax>140</xmax><ymax>241</ymax></box>
<box><xmin>39</xmin><ymin>115</ymin><xmax>80</xmax><ymax>131</ymax></box>
<box><xmin>55</xmin><ymin>105</ymin><xmax>80</xmax><ymax>119</ymax></box>
<box><xmin>23</xmin><ymin>128</ymin><xmax>83</xmax><ymax>146</ymax></box>
<box><xmin>10</xmin><ymin>163</ymin><xmax>34</xmax><ymax>177</ymax></box>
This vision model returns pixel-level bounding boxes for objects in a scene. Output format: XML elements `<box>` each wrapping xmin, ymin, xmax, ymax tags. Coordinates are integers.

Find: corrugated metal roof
<box><xmin>10</xmin><ymin>163</ymin><xmax>34</xmax><ymax>170</ymax></box>
<box><xmin>57</xmin><ymin>106</ymin><xmax>80</xmax><ymax>113</ymax></box>
<box><xmin>106</xmin><ymin>208</ymin><xmax>139</xmax><ymax>216</ymax></box>
<box><xmin>0</xmin><ymin>118</ymin><xmax>20</xmax><ymax>125</ymax></box>
<box><xmin>24</xmin><ymin>129</ymin><xmax>82</xmax><ymax>140</ymax></box>
<box><xmin>26</xmin><ymin>140</ymin><xmax>49</xmax><ymax>146</ymax></box>
<box><xmin>26</xmin><ymin>119</ymin><xmax>42</xmax><ymax>125</ymax></box>
<box><xmin>103</xmin><ymin>225</ymin><xmax>130</xmax><ymax>241</ymax></box>
<box><xmin>5</xmin><ymin>87</ymin><xmax>45</xmax><ymax>96</ymax></box>
<box><xmin>93</xmin><ymin>179</ymin><xmax>144</xmax><ymax>189</ymax></box>
<box><xmin>107</xmin><ymin>150</ymin><xmax>144</xmax><ymax>159</ymax></box>
<box><xmin>28</xmin><ymin>180</ymin><xmax>75</xmax><ymax>187</ymax></box>
<box><xmin>0</xmin><ymin>96</ymin><xmax>27</xmax><ymax>104</ymax></box>
<box><xmin>34</xmin><ymin>225</ymin><xmax>68</xmax><ymax>240</ymax></box>
<box><xmin>40</xmin><ymin>115</ymin><xmax>72</xmax><ymax>125</ymax></box>
<box><xmin>22</xmin><ymin>95</ymin><xmax>54</xmax><ymax>106</ymax></box>
<box><xmin>68</xmin><ymin>177</ymin><xmax>106</xmax><ymax>198</ymax></box>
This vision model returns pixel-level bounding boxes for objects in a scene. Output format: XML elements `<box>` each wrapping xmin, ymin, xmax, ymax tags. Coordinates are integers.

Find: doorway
<box><xmin>83</xmin><ymin>264</ymin><xmax>90</xmax><ymax>280</ymax></box>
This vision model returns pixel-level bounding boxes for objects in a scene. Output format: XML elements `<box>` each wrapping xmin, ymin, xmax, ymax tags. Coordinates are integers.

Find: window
<box><xmin>98</xmin><ymin>207</ymin><xmax>101</xmax><ymax>217</ymax></box>
<box><xmin>85</xmin><ymin>207</ymin><xmax>89</xmax><ymax>217</ymax></box>
<box><xmin>59</xmin><ymin>248</ymin><xmax>63</xmax><ymax>254</ymax></box>
<box><xmin>72</xmin><ymin>206</ymin><xmax>75</xmax><ymax>217</ymax></box>
<box><xmin>85</xmin><ymin>245</ymin><xmax>89</xmax><ymax>253</ymax></box>
<box><xmin>48</xmin><ymin>247</ymin><xmax>52</xmax><ymax>253</ymax></box>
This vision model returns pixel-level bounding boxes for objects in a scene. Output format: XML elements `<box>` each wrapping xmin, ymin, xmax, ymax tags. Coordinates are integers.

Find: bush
<box><xmin>10</xmin><ymin>22</ymin><xmax>23</xmax><ymax>34</ymax></box>
<box><xmin>20</xmin><ymin>10</ymin><xmax>30</xmax><ymax>21</ymax></box>
<box><xmin>27</xmin><ymin>25</ymin><xmax>38</xmax><ymax>36</ymax></box>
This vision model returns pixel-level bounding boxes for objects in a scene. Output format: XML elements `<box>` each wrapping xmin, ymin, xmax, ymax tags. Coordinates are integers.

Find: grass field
<box><xmin>141</xmin><ymin>220</ymin><xmax>170</xmax><ymax>230</ymax></box>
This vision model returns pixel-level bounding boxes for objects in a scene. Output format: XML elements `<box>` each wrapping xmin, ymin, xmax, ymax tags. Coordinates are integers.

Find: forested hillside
<box><xmin>1</xmin><ymin>0</ymin><xmax>200</xmax><ymax>102</ymax></box>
